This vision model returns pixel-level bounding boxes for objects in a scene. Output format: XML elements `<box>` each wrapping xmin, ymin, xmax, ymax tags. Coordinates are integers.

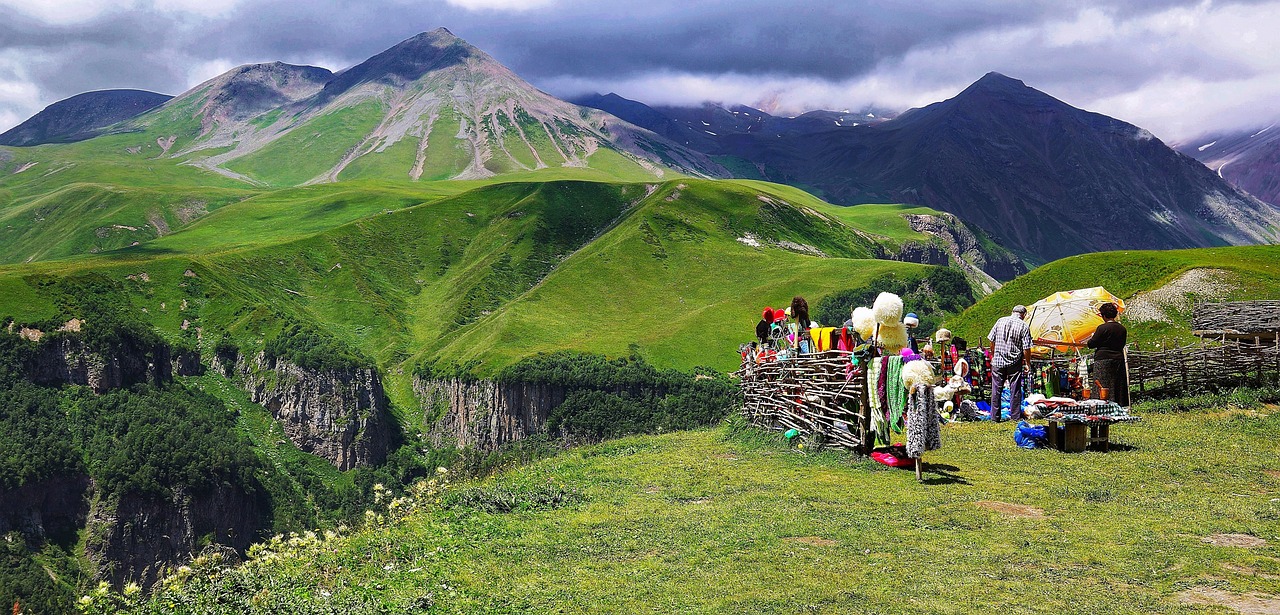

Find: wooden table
<box><xmin>1046</xmin><ymin>419</ymin><xmax>1111</xmax><ymax>453</ymax></box>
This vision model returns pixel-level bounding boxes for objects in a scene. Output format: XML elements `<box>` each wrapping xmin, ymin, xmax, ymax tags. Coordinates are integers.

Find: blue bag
<box><xmin>1014</xmin><ymin>420</ymin><xmax>1047</xmax><ymax>449</ymax></box>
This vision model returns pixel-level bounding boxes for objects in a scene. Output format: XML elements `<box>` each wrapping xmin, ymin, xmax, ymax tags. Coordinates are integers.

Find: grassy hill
<box><xmin>946</xmin><ymin>245</ymin><xmax>1280</xmax><ymax>348</ymax></box>
<box><xmin>0</xmin><ymin>177</ymin><xmax>975</xmax><ymax>402</ymax></box>
<box><xmin>100</xmin><ymin>404</ymin><xmax>1280</xmax><ymax>614</ymax></box>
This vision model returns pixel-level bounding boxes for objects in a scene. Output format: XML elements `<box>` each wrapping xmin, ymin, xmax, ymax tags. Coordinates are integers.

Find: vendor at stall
<box><xmin>1088</xmin><ymin>302</ymin><xmax>1129</xmax><ymax>406</ymax></box>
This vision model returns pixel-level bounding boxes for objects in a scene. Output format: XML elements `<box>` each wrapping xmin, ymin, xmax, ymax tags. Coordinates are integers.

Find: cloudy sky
<box><xmin>1</xmin><ymin>0</ymin><xmax>1278</xmax><ymax>143</ymax></box>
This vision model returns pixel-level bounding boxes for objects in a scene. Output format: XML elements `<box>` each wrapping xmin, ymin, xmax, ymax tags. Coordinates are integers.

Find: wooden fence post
<box><xmin>1257</xmin><ymin>336</ymin><xmax>1264</xmax><ymax>386</ymax></box>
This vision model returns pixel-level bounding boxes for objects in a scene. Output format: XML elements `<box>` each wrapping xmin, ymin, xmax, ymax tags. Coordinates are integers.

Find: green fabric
<box><xmin>886</xmin><ymin>356</ymin><xmax>907</xmax><ymax>434</ymax></box>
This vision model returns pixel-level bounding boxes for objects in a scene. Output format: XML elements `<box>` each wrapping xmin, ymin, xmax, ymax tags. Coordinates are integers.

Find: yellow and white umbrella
<box><xmin>1027</xmin><ymin>287</ymin><xmax>1125</xmax><ymax>353</ymax></box>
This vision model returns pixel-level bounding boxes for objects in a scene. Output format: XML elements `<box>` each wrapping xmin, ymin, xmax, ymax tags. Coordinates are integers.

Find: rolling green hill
<box><xmin>0</xmin><ymin>178</ymin><xmax>965</xmax><ymax>384</ymax></box>
<box><xmin>946</xmin><ymin>245</ymin><xmax>1280</xmax><ymax>347</ymax></box>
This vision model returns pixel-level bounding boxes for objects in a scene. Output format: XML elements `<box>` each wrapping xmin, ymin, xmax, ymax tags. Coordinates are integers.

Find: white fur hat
<box><xmin>935</xmin><ymin>328</ymin><xmax>952</xmax><ymax>342</ymax></box>
<box><xmin>872</xmin><ymin>292</ymin><xmax>903</xmax><ymax>325</ymax></box>
<box><xmin>878</xmin><ymin>322</ymin><xmax>910</xmax><ymax>353</ymax></box>
<box><xmin>902</xmin><ymin>358</ymin><xmax>936</xmax><ymax>390</ymax></box>
<box><xmin>850</xmin><ymin>306</ymin><xmax>876</xmax><ymax>340</ymax></box>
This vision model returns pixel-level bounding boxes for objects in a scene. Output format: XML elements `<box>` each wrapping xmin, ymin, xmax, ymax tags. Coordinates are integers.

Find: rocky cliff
<box><xmin>24</xmin><ymin>335</ymin><xmax>196</xmax><ymax>392</ymax></box>
<box><xmin>232</xmin><ymin>352</ymin><xmax>391</xmax><ymax>470</ymax></box>
<box><xmin>413</xmin><ymin>377</ymin><xmax>567</xmax><ymax>450</ymax></box>
<box><xmin>903</xmin><ymin>212</ymin><xmax>1027</xmax><ymax>290</ymax></box>
<box><xmin>84</xmin><ymin>484</ymin><xmax>264</xmax><ymax>588</ymax></box>
<box><xmin>0</xmin><ymin>473</ymin><xmax>90</xmax><ymax>540</ymax></box>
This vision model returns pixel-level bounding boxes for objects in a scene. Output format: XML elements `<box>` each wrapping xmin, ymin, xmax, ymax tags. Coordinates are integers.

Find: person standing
<box><xmin>987</xmin><ymin>305</ymin><xmax>1032</xmax><ymax>422</ymax></box>
<box><xmin>1087</xmin><ymin>302</ymin><xmax>1129</xmax><ymax>406</ymax></box>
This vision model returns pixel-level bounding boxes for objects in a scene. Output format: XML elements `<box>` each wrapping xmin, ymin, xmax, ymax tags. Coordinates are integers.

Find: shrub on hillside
<box><xmin>264</xmin><ymin>322</ymin><xmax>373</xmax><ymax>372</ymax></box>
<box><xmin>65</xmin><ymin>385</ymin><xmax>261</xmax><ymax>499</ymax></box>
<box><xmin>0</xmin><ymin>382</ymin><xmax>83</xmax><ymax>492</ymax></box>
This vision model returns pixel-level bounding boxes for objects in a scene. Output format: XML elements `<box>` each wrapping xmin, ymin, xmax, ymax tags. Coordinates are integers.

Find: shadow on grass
<box><xmin>920</xmin><ymin>462</ymin><xmax>970</xmax><ymax>486</ymax></box>
<box><xmin>1089</xmin><ymin>441</ymin><xmax>1138</xmax><ymax>453</ymax></box>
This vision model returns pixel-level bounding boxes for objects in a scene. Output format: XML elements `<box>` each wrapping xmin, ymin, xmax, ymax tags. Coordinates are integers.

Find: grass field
<box><xmin>111</xmin><ymin>398</ymin><xmax>1280</xmax><ymax>614</ymax></box>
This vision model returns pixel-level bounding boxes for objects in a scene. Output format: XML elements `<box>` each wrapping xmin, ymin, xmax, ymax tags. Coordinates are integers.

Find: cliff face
<box><xmin>85</xmin><ymin>484</ymin><xmax>264</xmax><ymax>588</ymax></box>
<box><xmin>25</xmin><ymin>336</ymin><xmax>180</xmax><ymax>392</ymax></box>
<box><xmin>413</xmin><ymin>377</ymin><xmax>566</xmax><ymax>450</ymax></box>
<box><xmin>0</xmin><ymin>473</ymin><xmax>90</xmax><ymax>540</ymax></box>
<box><xmin>903</xmin><ymin>212</ymin><xmax>1026</xmax><ymax>289</ymax></box>
<box><xmin>235</xmin><ymin>353</ymin><xmax>391</xmax><ymax>470</ymax></box>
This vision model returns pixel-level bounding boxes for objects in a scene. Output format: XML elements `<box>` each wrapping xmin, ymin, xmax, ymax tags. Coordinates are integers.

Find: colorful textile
<box><xmin>871</xmin><ymin>445</ymin><xmax>915</xmax><ymax>468</ymax></box>
<box><xmin>886</xmin><ymin>356</ymin><xmax>907</xmax><ymax>434</ymax></box>
<box><xmin>906</xmin><ymin>384</ymin><xmax>941</xmax><ymax>458</ymax></box>
<box><xmin>811</xmin><ymin>327</ymin><xmax>836</xmax><ymax>352</ymax></box>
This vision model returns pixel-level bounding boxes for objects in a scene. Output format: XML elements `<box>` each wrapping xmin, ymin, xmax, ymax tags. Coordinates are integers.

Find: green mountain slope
<box><xmin>0</xmin><ymin>178</ymin><xmax>966</xmax><ymax>386</ymax></box>
<box><xmin>946</xmin><ymin>245</ymin><xmax>1280</xmax><ymax>347</ymax></box>
<box><xmin>0</xmin><ymin>29</ymin><xmax>722</xmax><ymax>191</ymax></box>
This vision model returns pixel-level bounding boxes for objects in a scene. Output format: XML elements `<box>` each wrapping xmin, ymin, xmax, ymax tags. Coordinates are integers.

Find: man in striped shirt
<box><xmin>987</xmin><ymin>305</ymin><xmax>1032</xmax><ymax>422</ymax></box>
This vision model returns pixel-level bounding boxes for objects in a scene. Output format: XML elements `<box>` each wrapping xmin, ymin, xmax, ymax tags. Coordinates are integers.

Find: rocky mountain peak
<box><xmin>950</xmin><ymin>72</ymin><xmax>1062</xmax><ymax>110</ymax></box>
<box><xmin>317</xmin><ymin>29</ymin><xmax>483</xmax><ymax>99</ymax></box>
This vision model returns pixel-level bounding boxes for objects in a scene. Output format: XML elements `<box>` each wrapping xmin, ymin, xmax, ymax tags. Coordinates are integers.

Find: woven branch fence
<box><xmin>734</xmin><ymin>351</ymin><xmax>872</xmax><ymax>453</ymax></box>
<box><xmin>1127</xmin><ymin>337</ymin><xmax>1280</xmax><ymax>399</ymax></box>
<box><xmin>1192</xmin><ymin>301</ymin><xmax>1280</xmax><ymax>333</ymax></box>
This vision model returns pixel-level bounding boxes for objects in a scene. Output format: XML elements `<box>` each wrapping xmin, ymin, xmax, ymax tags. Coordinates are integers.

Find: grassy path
<box><xmin>133</xmin><ymin>408</ymin><xmax>1280</xmax><ymax>614</ymax></box>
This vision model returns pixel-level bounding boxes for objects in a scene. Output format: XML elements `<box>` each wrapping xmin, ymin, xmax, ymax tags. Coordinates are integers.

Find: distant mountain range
<box><xmin>579</xmin><ymin>74</ymin><xmax>1280</xmax><ymax>263</ymax></box>
<box><xmin>570</xmin><ymin>93</ymin><xmax>894</xmax><ymax>152</ymax></box>
<box><xmin>0</xmin><ymin>89</ymin><xmax>171</xmax><ymax>146</ymax></box>
<box><xmin>0</xmin><ymin>28</ymin><xmax>723</xmax><ymax>186</ymax></box>
<box><xmin>1178</xmin><ymin>123</ymin><xmax>1280</xmax><ymax>210</ymax></box>
<box><xmin>2</xmin><ymin>31</ymin><xmax>1277</xmax><ymax>264</ymax></box>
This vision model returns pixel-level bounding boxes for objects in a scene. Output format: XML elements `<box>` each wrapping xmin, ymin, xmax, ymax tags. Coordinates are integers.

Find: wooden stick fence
<box><xmin>734</xmin><ymin>351</ymin><xmax>872</xmax><ymax>453</ymax></box>
<box><xmin>1127</xmin><ymin>338</ymin><xmax>1280</xmax><ymax>399</ymax></box>
<box><xmin>1193</xmin><ymin>301</ymin><xmax>1280</xmax><ymax>333</ymax></box>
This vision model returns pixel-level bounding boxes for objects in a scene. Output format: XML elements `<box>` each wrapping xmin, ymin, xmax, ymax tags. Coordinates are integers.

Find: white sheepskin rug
<box><xmin>879</xmin><ymin>322</ymin><xmax>909</xmax><ymax>353</ymax></box>
<box><xmin>850</xmin><ymin>306</ymin><xmax>876</xmax><ymax>340</ymax></box>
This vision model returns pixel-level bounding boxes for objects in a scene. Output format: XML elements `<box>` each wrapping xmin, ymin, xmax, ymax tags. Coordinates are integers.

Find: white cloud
<box><xmin>186</xmin><ymin>58</ymin><xmax>237</xmax><ymax>89</ymax></box>
<box><xmin>442</xmin><ymin>0</ymin><xmax>556</xmax><ymax>11</ymax></box>
<box><xmin>0</xmin><ymin>51</ymin><xmax>41</xmax><ymax>133</ymax></box>
<box><xmin>0</xmin><ymin>0</ymin><xmax>243</xmax><ymax>23</ymax></box>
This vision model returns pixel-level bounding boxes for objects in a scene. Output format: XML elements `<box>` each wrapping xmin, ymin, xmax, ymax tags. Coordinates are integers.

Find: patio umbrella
<box><xmin>1027</xmin><ymin>287</ymin><xmax>1125</xmax><ymax>353</ymax></box>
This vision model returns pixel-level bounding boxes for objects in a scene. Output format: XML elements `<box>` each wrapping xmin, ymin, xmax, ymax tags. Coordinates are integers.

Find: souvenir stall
<box><xmin>1020</xmin><ymin>287</ymin><xmax>1142</xmax><ymax>452</ymax></box>
<box><xmin>737</xmin><ymin>293</ymin><xmax>944</xmax><ymax>480</ymax></box>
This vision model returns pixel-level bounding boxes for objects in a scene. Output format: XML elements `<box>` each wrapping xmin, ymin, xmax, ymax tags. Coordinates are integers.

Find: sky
<box><xmin>1</xmin><ymin>0</ymin><xmax>1279</xmax><ymax>143</ymax></box>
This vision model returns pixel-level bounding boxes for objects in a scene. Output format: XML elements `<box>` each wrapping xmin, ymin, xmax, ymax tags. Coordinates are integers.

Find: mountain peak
<box><xmin>946</xmin><ymin>71</ymin><xmax>1068</xmax><ymax>113</ymax></box>
<box><xmin>974</xmin><ymin>71</ymin><xmax>1025</xmax><ymax>88</ymax></box>
<box><xmin>960</xmin><ymin>72</ymin><xmax>1037</xmax><ymax>97</ymax></box>
<box><xmin>317</xmin><ymin>28</ymin><xmax>479</xmax><ymax>98</ymax></box>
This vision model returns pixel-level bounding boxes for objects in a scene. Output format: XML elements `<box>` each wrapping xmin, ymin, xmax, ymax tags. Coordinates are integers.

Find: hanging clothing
<box><xmin>906</xmin><ymin>383</ymin><xmax>941</xmax><ymax>458</ymax></box>
<box><xmin>811</xmin><ymin>327</ymin><xmax>836</xmax><ymax>351</ymax></box>
<box><xmin>885</xmin><ymin>356</ymin><xmax>907</xmax><ymax>434</ymax></box>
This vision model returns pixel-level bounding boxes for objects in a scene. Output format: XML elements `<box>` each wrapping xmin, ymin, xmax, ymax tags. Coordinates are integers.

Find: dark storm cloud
<box><xmin>0</xmin><ymin>0</ymin><xmax>1278</xmax><ymax>139</ymax></box>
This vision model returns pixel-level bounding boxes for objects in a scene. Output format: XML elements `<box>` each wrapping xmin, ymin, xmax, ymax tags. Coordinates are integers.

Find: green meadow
<box><xmin>106</xmin><ymin>396</ymin><xmax>1280</xmax><ymax>614</ymax></box>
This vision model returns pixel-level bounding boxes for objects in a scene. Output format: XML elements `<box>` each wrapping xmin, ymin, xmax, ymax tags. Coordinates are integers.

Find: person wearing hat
<box><xmin>903</xmin><ymin>312</ymin><xmax>920</xmax><ymax>354</ymax></box>
<box><xmin>986</xmin><ymin>305</ymin><xmax>1032</xmax><ymax>422</ymax></box>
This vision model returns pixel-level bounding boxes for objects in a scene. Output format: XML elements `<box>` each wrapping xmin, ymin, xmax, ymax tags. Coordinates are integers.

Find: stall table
<box><xmin>1043</xmin><ymin>406</ymin><xmax>1140</xmax><ymax>453</ymax></box>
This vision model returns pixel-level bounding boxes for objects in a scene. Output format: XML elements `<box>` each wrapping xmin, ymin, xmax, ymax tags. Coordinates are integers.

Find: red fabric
<box><xmin>871</xmin><ymin>446</ymin><xmax>915</xmax><ymax>468</ymax></box>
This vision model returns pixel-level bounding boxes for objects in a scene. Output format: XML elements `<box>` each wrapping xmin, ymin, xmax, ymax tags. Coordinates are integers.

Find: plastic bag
<box><xmin>1014</xmin><ymin>420</ymin><xmax>1048</xmax><ymax>449</ymax></box>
